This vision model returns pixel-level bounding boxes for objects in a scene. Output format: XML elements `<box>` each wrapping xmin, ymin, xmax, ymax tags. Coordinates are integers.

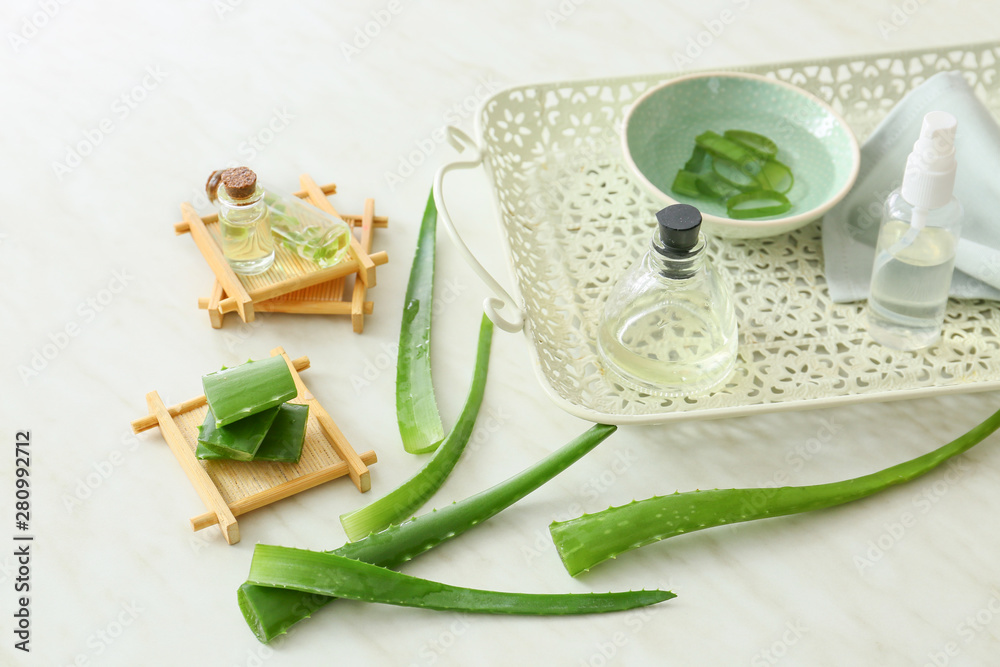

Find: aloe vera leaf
<box><xmin>202</xmin><ymin>357</ymin><xmax>297</xmax><ymax>428</ymax></box>
<box><xmin>196</xmin><ymin>404</ymin><xmax>306</xmax><ymax>462</ymax></box>
<box><xmin>195</xmin><ymin>442</ymin><xmax>226</xmax><ymax>460</ymax></box>
<box><xmin>197</xmin><ymin>403</ymin><xmax>310</xmax><ymax>463</ymax></box>
<box><xmin>341</xmin><ymin>315</ymin><xmax>493</xmax><ymax>541</ymax></box>
<box><xmin>252</xmin><ymin>402</ymin><xmax>309</xmax><ymax>462</ymax></box>
<box><xmin>550</xmin><ymin>407</ymin><xmax>1000</xmax><ymax>576</ymax></box>
<box><xmin>238</xmin><ymin>423</ymin><xmax>617</xmax><ymax>643</ymax></box>
<box><xmin>396</xmin><ymin>190</ymin><xmax>445</xmax><ymax>455</ymax></box>
<box><xmin>247</xmin><ymin>545</ymin><xmax>672</xmax><ymax>616</ymax></box>
<box><xmin>196</xmin><ymin>406</ymin><xmax>280</xmax><ymax>461</ymax></box>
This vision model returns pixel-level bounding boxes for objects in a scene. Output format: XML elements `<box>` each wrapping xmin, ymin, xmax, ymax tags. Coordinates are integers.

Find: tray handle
<box><xmin>434</xmin><ymin>126</ymin><xmax>526</xmax><ymax>333</ymax></box>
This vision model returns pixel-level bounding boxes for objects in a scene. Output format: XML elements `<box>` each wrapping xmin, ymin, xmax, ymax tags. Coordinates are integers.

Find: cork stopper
<box><xmin>220</xmin><ymin>167</ymin><xmax>258</xmax><ymax>200</ymax></box>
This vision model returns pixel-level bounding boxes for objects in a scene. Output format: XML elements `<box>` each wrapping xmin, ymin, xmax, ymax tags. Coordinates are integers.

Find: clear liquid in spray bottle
<box><xmin>866</xmin><ymin>111</ymin><xmax>963</xmax><ymax>351</ymax></box>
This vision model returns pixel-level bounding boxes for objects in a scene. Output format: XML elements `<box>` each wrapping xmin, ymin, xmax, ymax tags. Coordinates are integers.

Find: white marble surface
<box><xmin>3</xmin><ymin>1</ymin><xmax>1000</xmax><ymax>665</ymax></box>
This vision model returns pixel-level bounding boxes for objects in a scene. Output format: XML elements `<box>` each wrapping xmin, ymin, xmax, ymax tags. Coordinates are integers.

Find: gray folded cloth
<box><xmin>822</xmin><ymin>71</ymin><xmax>1000</xmax><ymax>303</ymax></box>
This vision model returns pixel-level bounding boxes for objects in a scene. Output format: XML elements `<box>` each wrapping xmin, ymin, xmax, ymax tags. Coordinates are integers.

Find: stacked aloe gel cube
<box><xmin>196</xmin><ymin>357</ymin><xmax>309</xmax><ymax>463</ymax></box>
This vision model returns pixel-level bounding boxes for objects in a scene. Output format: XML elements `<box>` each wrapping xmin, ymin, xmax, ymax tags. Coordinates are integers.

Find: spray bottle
<box><xmin>866</xmin><ymin>111</ymin><xmax>963</xmax><ymax>350</ymax></box>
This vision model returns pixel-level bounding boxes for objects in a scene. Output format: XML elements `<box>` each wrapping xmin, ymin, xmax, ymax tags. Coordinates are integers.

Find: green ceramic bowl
<box><xmin>622</xmin><ymin>72</ymin><xmax>860</xmax><ymax>238</ymax></box>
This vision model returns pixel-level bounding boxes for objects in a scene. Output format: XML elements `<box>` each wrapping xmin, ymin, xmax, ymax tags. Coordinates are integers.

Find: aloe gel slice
<box><xmin>197</xmin><ymin>406</ymin><xmax>280</xmax><ymax>461</ymax></box>
<box><xmin>723</xmin><ymin>129</ymin><xmax>778</xmax><ymax>159</ymax></box>
<box><xmin>694</xmin><ymin>130</ymin><xmax>757</xmax><ymax>165</ymax></box>
<box><xmin>202</xmin><ymin>356</ymin><xmax>297</xmax><ymax>428</ymax></box>
<box><xmin>755</xmin><ymin>159</ymin><xmax>794</xmax><ymax>194</ymax></box>
<box><xmin>671</xmin><ymin>170</ymin><xmax>702</xmax><ymax>197</ymax></box>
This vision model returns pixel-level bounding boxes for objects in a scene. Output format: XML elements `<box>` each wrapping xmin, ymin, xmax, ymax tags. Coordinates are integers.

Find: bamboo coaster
<box><xmin>130</xmin><ymin>347</ymin><xmax>376</xmax><ymax>545</ymax></box>
<box><xmin>219</xmin><ymin>197</ymin><xmax>388</xmax><ymax>331</ymax></box>
<box><xmin>176</xmin><ymin>176</ymin><xmax>389</xmax><ymax>329</ymax></box>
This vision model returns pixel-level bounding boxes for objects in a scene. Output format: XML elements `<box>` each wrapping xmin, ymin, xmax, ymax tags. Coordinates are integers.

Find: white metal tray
<box><xmin>434</xmin><ymin>42</ymin><xmax>1000</xmax><ymax>425</ymax></box>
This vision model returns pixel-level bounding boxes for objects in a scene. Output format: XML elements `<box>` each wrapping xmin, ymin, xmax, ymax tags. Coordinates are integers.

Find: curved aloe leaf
<box><xmin>239</xmin><ymin>424</ymin><xmax>617</xmax><ymax>643</ymax></box>
<box><xmin>551</xmin><ymin>407</ymin><xmax>1000</xmax><ymax>576</ymax></box>
<box><xmin>396</xmin><ymin>190</ymin><xmax>445</xmax><ymax>454</ymax></box>
<box><xmin>247</xmin><ymin>545</ymin><xmax>673</xmax><ymax>615</ymax></box>
<box><xmin>342</xmin><ymin>315</ymin><xmax>493</xmax><ymax>541</ymax></box>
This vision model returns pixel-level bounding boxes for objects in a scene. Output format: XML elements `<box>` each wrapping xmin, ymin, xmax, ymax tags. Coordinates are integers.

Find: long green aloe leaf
<box><xmin>396</xmin><ymin>190</ymin><xmax>445</xmax><ymax>454</ymax></box>
<box><xmin>239</xmin><ymin>423</ymin><xmax>617</xmax><ymax>643</ymax></box>
<box><xmin>342</xmin><ymin>315</ymin><xmax>493</xmax><ymax>541</ymax></box>
<box><xmin>248</xmin><ymin>545</ymin><xmax>672</xmax><ymax>615</ymax></box>
<box><xmin>550</xmin><ymin>406</ymin><xmax>1000</xmax><ymax>576</ymax></box>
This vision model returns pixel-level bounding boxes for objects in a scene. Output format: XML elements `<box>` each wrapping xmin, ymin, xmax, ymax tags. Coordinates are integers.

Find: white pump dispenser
<box><xmin>866</xmin><ymin>111</ymin><xmax>963</xmax><ymax>351</ymax></box>
<box><xmin>901</xmin><ymin>110</ymin><xmax>958</xmax><ymax>211</ymax></box>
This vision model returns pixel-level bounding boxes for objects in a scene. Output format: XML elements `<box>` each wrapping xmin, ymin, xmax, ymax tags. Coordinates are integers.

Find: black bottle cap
<box><xmin>656</xmin><ymin>204</ymin><xmax>702</xmax><ymax>252</ymax></box>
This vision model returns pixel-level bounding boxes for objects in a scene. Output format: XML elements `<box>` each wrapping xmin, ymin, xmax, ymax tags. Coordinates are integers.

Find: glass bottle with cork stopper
<box><xmin>214</xmin><ymin>167</ymin><xmax>275</xmax><ymax>275</ymax></box>
<box><xmin>597</xmin><ymin>203</ymin><xmax>738</xmax><ymax>397</ymax></box>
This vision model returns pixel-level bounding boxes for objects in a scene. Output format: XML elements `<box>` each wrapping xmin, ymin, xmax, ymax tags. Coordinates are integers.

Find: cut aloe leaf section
<box><xmin>197</xmin><ymin>405</ymin><xmax>280</xmax><ymax>461</ymax></box>
<box><xmin>203</xmin><ymin>356</ymin><xmax>297</xmax><ymax>428</ymax></box>
<box><xmin>197</xmin><ymin>403</ymin><xmax>309</xmax><ymax>463</ymax></box>
<box><xmin>254</xmin><ymin>403</ymin><xmax>309</xmax><ymax>463</ymax></box>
